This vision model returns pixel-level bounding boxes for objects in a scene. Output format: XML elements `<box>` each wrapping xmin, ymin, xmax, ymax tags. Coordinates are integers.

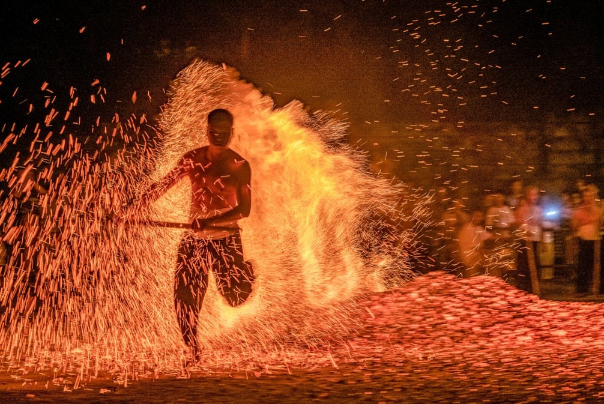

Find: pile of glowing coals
<box><xmin>6</xmin><ymin>271</ymin><xmax>604</xmax><ymax>399</ymax></box>
<box><xmin>0</xmin><ymin>60</ymin><xmax>425</xmax><ymax>369</ymax></box>
<box><xmin>344</xmin><ymin>272</ymin><xmax>604</xmax><ymax>374</ymax></box>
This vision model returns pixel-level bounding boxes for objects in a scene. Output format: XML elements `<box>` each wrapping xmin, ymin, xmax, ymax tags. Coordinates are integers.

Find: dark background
<box><xmin>1</xmin><ymin>1</ymin><xmax>602</xmax><ymax>120</ymax></box>
<box><xmin>0</xmin><ymin>0</ymin><xmax>602</xmax><ymax>184</ymax></box>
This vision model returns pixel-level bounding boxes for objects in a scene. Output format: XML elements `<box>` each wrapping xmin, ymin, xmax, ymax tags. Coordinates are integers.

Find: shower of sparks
<box><xmin>0</xmin><ymin>60</ymin><xmax>427</xmax><ymax>373</ymax></box>
<box><xmin>0</xmin><ymin>0</ymin><xmax>599</xmax><ymax>397</ymax></box>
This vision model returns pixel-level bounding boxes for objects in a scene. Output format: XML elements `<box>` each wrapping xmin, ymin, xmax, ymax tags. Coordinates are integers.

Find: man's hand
<box><xmin>192</xmin><ymin>218</ymin><xmax>211</xmax><ymax>231</ymax></box>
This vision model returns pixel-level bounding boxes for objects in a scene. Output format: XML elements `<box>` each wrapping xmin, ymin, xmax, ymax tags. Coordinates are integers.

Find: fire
<box><xmin>136</xmin><ymin>60</ymin><xmax>417</xmax><ymax>351</ymax></box>
<box><xmin>0</xmin><ymin>60</ymin><xmax>420</xmax><ymax>369</ymax></box>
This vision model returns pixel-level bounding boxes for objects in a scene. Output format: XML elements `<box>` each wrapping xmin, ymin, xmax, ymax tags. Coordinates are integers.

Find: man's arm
<box><xmin>194</xmin><ymin>161</ymin><xmax>251</xmax><ymax>229</ymax></box>
<box><xmin>123</xmin><ymin>158</ymin><xmax>189</xmax><ymax>217</ymax></box>
<box><xmin>572</xmin><ymin>205</ymin><xmax>601</xmax><ymax>229</ymax></box>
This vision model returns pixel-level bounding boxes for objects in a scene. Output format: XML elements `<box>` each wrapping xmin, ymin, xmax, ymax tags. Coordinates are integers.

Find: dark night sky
<box><xmin>0</xmin><ymin>0</ymin><xmax>602</xmax><ymax>136</ymax></box>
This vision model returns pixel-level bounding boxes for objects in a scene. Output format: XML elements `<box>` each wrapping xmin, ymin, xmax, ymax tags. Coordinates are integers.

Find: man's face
<box><xmin>572</xmin><ymin>193</ymin><xmax>582</xmax><ymax>206</ymax></box>
<box><xmin>583</xmin><ymin>188</ymin><xmax>596</xmax><ymax>203</ymax></box>
<box><xmin>207</xmin><ymin>120</ymin><xmax>233</xmax><ymax>147</ymax></box>
<box><xmin>472</xmin><ymin>211</ymin><xmax>484</xmax><ymax>225</ymax></box>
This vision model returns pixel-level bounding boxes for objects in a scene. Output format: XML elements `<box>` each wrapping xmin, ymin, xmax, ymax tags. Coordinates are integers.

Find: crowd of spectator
<box><xmin>429</xmin><ymin>178</ymin><xmax>604</xmax><ymax>295</ymax></box>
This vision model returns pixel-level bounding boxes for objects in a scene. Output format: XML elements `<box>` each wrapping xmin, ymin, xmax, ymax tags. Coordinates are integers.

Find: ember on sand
<box><xmin>3</xmin><ymin>271</ymin><xmax>604</xmax><ymax>402</ymax></box>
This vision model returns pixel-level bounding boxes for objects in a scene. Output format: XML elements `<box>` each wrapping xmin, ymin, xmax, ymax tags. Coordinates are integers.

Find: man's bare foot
<box><xmin>185</xmin><ymin>346</ymin><xmax>202</xmax><ymax>368</ymax></box>
<box><xmin>192</xmin><ymin>347</ymin><xmax>202</xmax><ymax>365</ymax></box>
<box><xmin>178</xmin><ymin>354</ymin><xmax>191</xmax><ymax>379</ymax></box>
<box><xmin>177</xmin><ymin>347</ymin><xmax>201</xmax><ymax>377</ymax></box>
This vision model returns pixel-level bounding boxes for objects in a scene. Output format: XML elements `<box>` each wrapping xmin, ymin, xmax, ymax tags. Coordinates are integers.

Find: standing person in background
<box><xmin>572</xmin><ymin>184</ymin><xmax>602</xmax><ymax>295</ymax></box>
<box><xmin>506</xmin><ymin>179</ymin><xmax>524</xmax><ymax>211</ymax></box>
<box><xmin>485</xmin><ymin>192</ymin><xmax>516</xmax><ymax>277</ymax></box>
<box><xmin>561</xmin><ymin>190</ymin><xmax>579</xmax><ymax>267</ymax></box>
<box><xmin>458</xmin><ymin>210</ymin><xmax>492</xmax><ymax>277</ymax></box>
<box><xmin>439</xmin><ymin>198</ymin><xmax>470</xmax><ymax>272</ymax></box>
<box><xmin>515</xmin><ymin>186</ymin><xmax>543</xmax><ymax>293</ymax></box>
<box><xmin>485</xmin><ymin>193</ymin><xmax>516</xmax><ymax>239</ymax></box>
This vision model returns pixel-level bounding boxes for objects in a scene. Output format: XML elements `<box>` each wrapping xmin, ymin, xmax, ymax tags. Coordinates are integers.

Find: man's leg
<box><xmin>515</xmin><ymin>239</ymin><xmax>532</xmax><ymax>293</ymax></box>
<box><xmin>576</xmin><ymin>239</ymin><xmax>594</xmax><ymax>294</ymax></box>
<box><xmin>174</xmin><ymin>235</ymin><xmax>209</xmax><ymax>355</ymax></box>
<box><xmin>210</xmin><ymin>233</ymin><xmax>254</xmax><ymax>307</ymax></box>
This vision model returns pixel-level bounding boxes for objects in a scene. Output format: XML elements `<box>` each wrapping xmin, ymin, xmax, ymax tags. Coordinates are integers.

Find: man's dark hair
<box><xmin>208</xmin><ymin>109</ymin><xmax>233</xmax><ymax>125</ymax></box>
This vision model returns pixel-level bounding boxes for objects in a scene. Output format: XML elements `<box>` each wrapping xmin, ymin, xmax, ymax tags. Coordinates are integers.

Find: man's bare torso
<box><xmin>181</xmin><ymin>146</ymin><xmax>249</xmax><ymax>218</ymax></box>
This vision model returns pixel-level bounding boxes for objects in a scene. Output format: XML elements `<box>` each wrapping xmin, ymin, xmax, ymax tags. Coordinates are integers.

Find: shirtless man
<box><xmin>138</xmin><ymin>109</ymin><xmax>254</xmax><ymax>359</ymax></box>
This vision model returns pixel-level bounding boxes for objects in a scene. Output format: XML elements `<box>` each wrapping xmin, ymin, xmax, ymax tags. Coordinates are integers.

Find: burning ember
<box><xmin>3</xmin><ymin>272</ymin><xmax>604</xmax><ymax>402</ymax></box>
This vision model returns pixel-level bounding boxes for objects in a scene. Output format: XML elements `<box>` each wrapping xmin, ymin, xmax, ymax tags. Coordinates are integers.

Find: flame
<box><xmin>0</xmin><ymin>60</ymin><xmax>420</xmax><ymax>368</ymax></box>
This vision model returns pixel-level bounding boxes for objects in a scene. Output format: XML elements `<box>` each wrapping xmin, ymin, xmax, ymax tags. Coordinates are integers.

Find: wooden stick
<box><xmin>527</xmin><ymin>242</ymin><xmax>540</xmax><ymax>296</ymax></box>
<box><xmin>125</xmin><ymin>220</ymin><xmax>238</xmax><ymax>233</ymax></box>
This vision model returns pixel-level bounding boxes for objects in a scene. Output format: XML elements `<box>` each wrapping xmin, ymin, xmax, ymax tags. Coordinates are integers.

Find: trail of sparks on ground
<box><xmin>0</xmin><ymin>60</ymin><xmax>425</xmax><ymax>372</ymax></box>
<box><xmin>4</xmin><ymin>272</ymin><xmax>604</xmax><ymax>402</ymax></box>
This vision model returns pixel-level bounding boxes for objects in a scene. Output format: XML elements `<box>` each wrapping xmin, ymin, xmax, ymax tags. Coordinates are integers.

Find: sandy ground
<box><xmin>2</xmin><ymin>271</ymin><xmax>604</xmax><ymax>403</ymax></box>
